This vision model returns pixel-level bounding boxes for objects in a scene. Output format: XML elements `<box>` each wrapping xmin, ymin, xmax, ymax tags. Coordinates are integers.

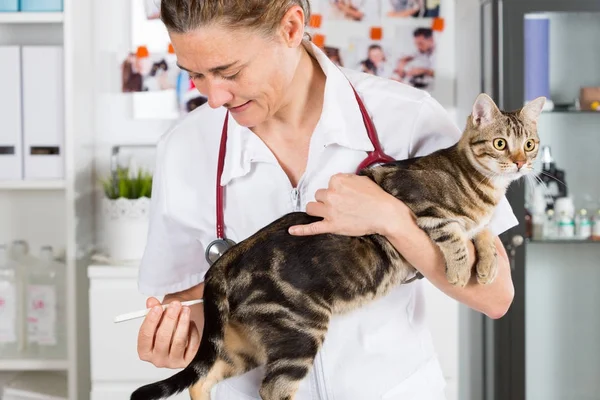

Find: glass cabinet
<box><xmin>480</xmin><ymin>1</ymin><xmax>600</xmax><ymax>399</ymax></box>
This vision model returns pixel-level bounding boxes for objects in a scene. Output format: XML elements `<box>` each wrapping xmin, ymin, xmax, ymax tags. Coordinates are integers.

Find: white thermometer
<box><xmin>113</xmin><ymin>299</ymin><xmax>204</xmax><ymax>323</ymax></box>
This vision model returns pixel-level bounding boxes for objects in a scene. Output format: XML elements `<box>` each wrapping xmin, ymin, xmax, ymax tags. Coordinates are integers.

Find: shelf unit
<box><xmin>0</xmin><ymin>1</ymin><xmax>94</xmax><ymax>399</ymax></box>
<box><xmin>0</xmin><ymin>359</ymin><xmax>69</xmax><ymax>371</ymax></box>
<box><xmin>528</xmin><ymin>239</ymin><xmax>600</xmax><ymax>244</ymax></box>
<box><xmin>0</xmin><ymin>180</ymin><xmax>66</xmax><ymax>190</ymax></box>
<box><xmin>0</xmin><ymin>12</ymin><xmax>63</xmax><ymax>24</ymax></box>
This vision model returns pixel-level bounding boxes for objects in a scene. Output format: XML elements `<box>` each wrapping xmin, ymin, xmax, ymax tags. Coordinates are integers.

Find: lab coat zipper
<box><xmin>291</xmin><ymin>188</ymin><xmax>300</xmax><ymax>211</ymax></box>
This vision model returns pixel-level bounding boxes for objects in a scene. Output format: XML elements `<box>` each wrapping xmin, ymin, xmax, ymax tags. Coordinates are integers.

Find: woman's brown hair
<box><xmin>160</xmin><ymin>0</ymin><xmax>311</xmax><ymax>36</ymax></box>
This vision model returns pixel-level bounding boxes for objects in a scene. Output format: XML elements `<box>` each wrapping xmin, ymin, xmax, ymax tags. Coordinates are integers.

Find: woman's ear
<box><xmin>279</xmin><ymin>5</ymin><xmax>306</xmax><ymax>47</ymax></box>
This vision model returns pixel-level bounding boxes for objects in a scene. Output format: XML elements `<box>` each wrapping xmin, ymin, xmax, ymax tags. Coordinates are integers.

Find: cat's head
<box><xmin>461</xmin><ymin>93</ymin><xmax>546</xmax><ymax>182</ymax></box>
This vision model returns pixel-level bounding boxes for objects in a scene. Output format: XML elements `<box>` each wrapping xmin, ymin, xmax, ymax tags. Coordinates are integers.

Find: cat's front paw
<box><xmin>476</xmin><ymin>246</ymin><xmax>498</xmax><ymax>285</ymax></box>
<box><xmin>445</xmin><ymin>260</ymin><xmax>472</xmax><ymax>287</ymax></box>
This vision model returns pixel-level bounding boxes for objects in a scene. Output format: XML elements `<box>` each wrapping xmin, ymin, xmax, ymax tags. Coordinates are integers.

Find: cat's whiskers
<box><xmin>538</xmin><ymin>170</ymin><xmax>568</xmax><ymax>191</ymax></box>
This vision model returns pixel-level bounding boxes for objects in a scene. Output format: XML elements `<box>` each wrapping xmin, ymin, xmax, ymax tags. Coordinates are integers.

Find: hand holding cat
<box><xmin>288</xmin><ymin>173</ymin><xmax>411</xmax><ymax>237</ymax></box>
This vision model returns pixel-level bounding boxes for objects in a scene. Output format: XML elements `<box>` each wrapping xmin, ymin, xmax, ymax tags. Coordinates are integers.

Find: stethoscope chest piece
<box><xmin>205</xmin><ymin>238</ymin><xmax>236</xmax><ymax>266</ymax></box>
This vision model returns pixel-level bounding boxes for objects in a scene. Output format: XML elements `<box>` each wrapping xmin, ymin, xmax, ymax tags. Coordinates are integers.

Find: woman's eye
<box><xmin>524</xmin><ymin>139</ymin><xmax>536</xmax><ymax>152</ymax></box>
<box><xmin>223</xmin><ymin>72</ymin><xmax>240</xmax><ymax>81</ymax></box>
<box><xmin>493</xmin><ymin>138</ymin><xmax>507</xmax><ymax>150</ymax></box>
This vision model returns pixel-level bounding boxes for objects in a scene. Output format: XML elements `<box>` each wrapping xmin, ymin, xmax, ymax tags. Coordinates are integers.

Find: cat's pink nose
<box><xmin>514</xmin><ymin>160</ymin><xmax>526</xmax><ymax>170</ymax></box>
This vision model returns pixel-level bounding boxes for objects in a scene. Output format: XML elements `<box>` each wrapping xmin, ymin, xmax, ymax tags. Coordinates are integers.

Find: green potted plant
<box><xmin>100</xmin><ymin>164</ymin><xmax>153</xmax><ymax>262</ymax></box>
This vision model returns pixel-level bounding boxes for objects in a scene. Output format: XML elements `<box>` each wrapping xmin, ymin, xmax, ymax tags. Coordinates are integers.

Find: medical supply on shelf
<box><xmin>25</xmin><ymin>246</ymin><xmax>66</xmax><ymax>359</ymax></box>
<box><xmin>0</xmin><ymin>245</ymin><xmax>24</xmax><ymax>359</ymax></box>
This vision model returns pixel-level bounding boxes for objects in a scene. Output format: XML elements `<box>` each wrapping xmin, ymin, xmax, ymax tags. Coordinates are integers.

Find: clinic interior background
<box><xmin>2</xmin><ymin>0</ymin><xmax>597</xmax><ymax>399</ymax></box>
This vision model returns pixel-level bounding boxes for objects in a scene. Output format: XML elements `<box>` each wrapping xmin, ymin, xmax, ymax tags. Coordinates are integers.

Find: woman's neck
<box><xmin>252</xmin><ymin>45</ymin><xmax>326</xmax><ymax>140</ymax></box>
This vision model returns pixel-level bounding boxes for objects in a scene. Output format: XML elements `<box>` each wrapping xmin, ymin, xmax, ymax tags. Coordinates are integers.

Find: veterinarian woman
<box><xmin>136</xmin><ymin>1</ymin><xmax>518</xmax><ymax>398</ymax></box>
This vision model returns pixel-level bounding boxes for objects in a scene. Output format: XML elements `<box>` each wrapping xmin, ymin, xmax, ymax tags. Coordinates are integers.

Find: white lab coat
<box><xmin>138</xmin><ymin>41</ymin><xmax>518</xmax><ymax>399</ymax></box>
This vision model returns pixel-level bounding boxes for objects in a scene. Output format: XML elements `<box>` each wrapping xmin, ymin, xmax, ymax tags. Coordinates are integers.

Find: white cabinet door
<box><xmin>88</xmin><ymin>267</ymin><xmax>190</xmax><ymax>400</ymax></box>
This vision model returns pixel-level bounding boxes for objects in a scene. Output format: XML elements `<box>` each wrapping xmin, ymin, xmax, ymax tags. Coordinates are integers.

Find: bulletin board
<box><xmin>306</xmin><ymin>0</ymin><xmax>445</xmax><ymax>93</ymax></box>
<box><xmin>123</xmin><ymin>0</ymin><xmax>450</xmax><ymax>119</ymax></box>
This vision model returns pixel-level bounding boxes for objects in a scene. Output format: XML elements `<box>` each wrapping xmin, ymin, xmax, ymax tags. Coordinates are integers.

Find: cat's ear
<box><xmin>520</xmin><ymin>96</ymin><xmax>546</xmax><ymax>122</ymax></box>
<box><xmin>472</xmin><ymin>93</ymin><xmax>500</xmax><ymax>127</ymax></box>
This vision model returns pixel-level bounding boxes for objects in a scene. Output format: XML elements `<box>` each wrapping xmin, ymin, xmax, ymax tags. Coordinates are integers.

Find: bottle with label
<box><xmin>10</xmin><ymin>240</ymin><xmax>35</xmax><ymax>266</ymax></box>
<box><xmin>531</xmin><ymin>185</ymin><xmax>546</xmax><ymax>240</ymax></box>
<box><xmin>0</xmin><ymin>244</ymin><xmax>24</xmax><ymax>359</ymax></box>
<box><xmin>25</xmin><ymin>246</ymin><xmax>66</xmax><ymax>359</ymax></box>
<box><xmin>592</xmin><ymin>209</ymin><xmax>600</xmax><ymax>241</ymax></box>
<box><xmin>544</xmin><ymin>209</ymin><xmax>557</xmax><ymax>239</ymax></box>
<box><xmin>554</xmin><ymin>197</ymin><xmax>575</xmax><ymax>239</ymax></box>
<box><xmin>575</xmin><ymin>208</ymin><xmax>592</xmax><ymax>240</ymax></box>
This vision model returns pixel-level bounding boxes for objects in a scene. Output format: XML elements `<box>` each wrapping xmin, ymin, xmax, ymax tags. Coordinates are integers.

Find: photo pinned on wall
<box><xmin>121</xmin><ymin>44</ymin><xmax>207</xmax><ymax>116</ymax></box>
<box><xmin>318</xmin><ymin>0</ymin><xmax>381</xmax><ymax>23</ymax></box>
<box><xmin>324</xmin><ymin>46</ymin><xmax>344</xmax><ymax>67</ymax></box>
<box><xmin>345</xmin><ymin>38</ymin><xmax>396</xmax><ymax>79</ymax></box>
<box><xmin>381</xmin><ymin>0</ymin><xmax>441</xmax><ymax>19</ymax></box>
<box><xmin>143</xmin><ymin>0</ymin><xmax>161</xmax><ymax>20</ymax></box>
<box><xmin>121</xmin><ymin>46</ymin><xmax>179</xmax><ymax>93</ymax></box>
<box><xmin>388</xmin><ymin>26</ymin><xmax>437</xmax><ymax>91</ymax></box>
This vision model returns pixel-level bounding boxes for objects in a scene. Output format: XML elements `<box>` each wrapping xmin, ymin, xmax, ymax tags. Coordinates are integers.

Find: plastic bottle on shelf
<box><xmin>25</xmin><ymin>246</ymin><xmax>66</xmax><ymax>360</ymax></box>
<box><xmin>575</xmin><ymin>208</ymin><xmax>592</xmax><ymax>240</ymax></box>
<box><xmin>531</xmin><ymin>185</ymin><xmax>546</xmax><ymax>240</ymax></box>
<box><xmin>9</xmin><ymin>240</ymin><xmax>38</xmax><ymax>274</ymax></box>
<box><xmin>0</xmin><ymin>244</ymin><xmax>24</xmax><ymax>359</ymax></box>
<box><xmin>554</xmin><ymin>197</ymin><xmax>575</xmax><ymax>239</ymax></box>
<box><xmin>544</xmin><ymin>209</ymin><xmax>557</xmax><ymax>239</ymax></box>
<box><xmin>592</xmin><ymin>209</ymin><xmax>600</xmax><ymax>241</ymax></box>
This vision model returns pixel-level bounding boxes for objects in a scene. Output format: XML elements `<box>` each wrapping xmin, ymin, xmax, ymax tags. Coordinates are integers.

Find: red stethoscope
<box><xmin>204</xmin><ymin>85</ymin><xmax>395</xmax><ymax>265</ymax></box>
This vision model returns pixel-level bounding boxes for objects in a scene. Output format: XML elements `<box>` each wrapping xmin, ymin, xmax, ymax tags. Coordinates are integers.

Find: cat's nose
<box><xmin>514</xmin><ymin>160</ymin><xmax>526</xmax><ymax>170</ymax></box>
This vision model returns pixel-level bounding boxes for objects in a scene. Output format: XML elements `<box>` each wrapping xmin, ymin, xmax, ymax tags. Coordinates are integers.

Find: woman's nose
<box><xmin>202</xmin><ymin>80</ymin><xmax>234</xmax><ymax>109</ymax></box>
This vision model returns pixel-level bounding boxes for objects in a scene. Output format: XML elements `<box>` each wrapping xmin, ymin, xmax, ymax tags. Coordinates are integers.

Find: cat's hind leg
<box><xmin>473</xmin><ymin>228</ymin><xmax>498</xmax><ymax>284</ymax></box>
<box><xmin>258</xmin><ymin>327</ymin><xmax>327</xmax><ymax>400</ymax></box>
<box><xmin>188</xmin><ymin>358</ymin><xmax>235</xmax><ymax>400</ymax></box>
<box><xmin>189</xmin><ymin>322</ymin><xmax>266</xmax><ymax>400</ymax></box>
<box><xmin>419</xmin><ymin>219</ymin><xmax>472</xmax><ymax>287</ymax></box>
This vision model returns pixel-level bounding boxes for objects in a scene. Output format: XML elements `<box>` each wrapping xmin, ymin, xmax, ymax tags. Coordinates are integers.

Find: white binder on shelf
<box><xmin>21</xmin><ymin>46</ymin><xmax>65</xmax><ymax>180</ymax></box>
<box><xmin>0</xmin><ymin>46</ymin><xmax>23</xmax><ymax>181</ymax></box>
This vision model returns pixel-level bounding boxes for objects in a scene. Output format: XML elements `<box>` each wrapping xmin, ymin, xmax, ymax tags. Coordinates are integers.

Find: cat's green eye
<box><xmin>524</xmin><ymin>139</ymin><xmax>536</xmax><ymax>152</ymax></box>
<box><xmin>493</xmin><ymin>138</ymin><xmax>507</xmax><ymax>150</ymax></box>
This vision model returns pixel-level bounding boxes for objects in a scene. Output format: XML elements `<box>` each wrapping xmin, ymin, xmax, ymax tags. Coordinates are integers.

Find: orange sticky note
<box><xmin>370</xmin><ymin>26</ymin><xmax>383</xmax><ymax>40</ymax></box>
<box><xmin>309</xmin><ymin>14</ymin><xmax>322</xmax><ymax>28</ymax></box>
<box><xmin>432</xmin><ymin>17</ymin><xmax>445</xmax><ymax>31</ymax></box>
<box><xmin>136</xmin><ymin>45</ymin><xmax>149</xmax><ymax>58</ymax></box>
<box><xmin>312</xmin><ymin>33</ymin><xmax>325</xmax><ymax>48</ymax></box>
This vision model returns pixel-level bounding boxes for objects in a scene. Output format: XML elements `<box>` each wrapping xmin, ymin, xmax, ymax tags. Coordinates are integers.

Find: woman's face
<box><xmin>170</xmin><ymin>20</ymin><xmax>303</xmax><ymax>128</ymax></box>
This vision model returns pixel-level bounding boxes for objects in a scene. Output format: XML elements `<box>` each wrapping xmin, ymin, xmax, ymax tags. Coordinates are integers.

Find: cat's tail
<box><xmin>130</xmin><ymin>268</ymin><xmax>230</xmax><ymax>400</ymax></box>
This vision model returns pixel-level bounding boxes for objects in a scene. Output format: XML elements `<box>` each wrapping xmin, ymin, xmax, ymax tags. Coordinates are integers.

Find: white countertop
<box><xmin>87</xmin><ymin>263</ymin><xmax>140</xmax><ymax>279</ymax></box>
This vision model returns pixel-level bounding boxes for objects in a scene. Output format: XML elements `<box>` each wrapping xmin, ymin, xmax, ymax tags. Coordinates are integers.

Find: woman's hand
<box><xmin>137</xmin><ymin>297</ymin><xmax>202</xmax><ymax>369</ymax></box>
<box><xmin>288</xmin><ymin>173</ymin><xmax>412</xmax><ymax>237</ymax></box>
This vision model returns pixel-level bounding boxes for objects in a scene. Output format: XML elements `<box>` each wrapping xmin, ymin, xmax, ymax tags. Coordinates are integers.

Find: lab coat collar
<box><xmin>220</xmin><ymin>41</ymin><xmax>374</xmax><ymax>186</ymax></box>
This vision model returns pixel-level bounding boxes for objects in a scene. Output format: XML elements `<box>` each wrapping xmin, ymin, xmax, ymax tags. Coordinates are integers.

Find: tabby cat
<box><xmin>131</xmin><ymin>93</ymin><xmax>545</xmax><ymax>400</ymax></box>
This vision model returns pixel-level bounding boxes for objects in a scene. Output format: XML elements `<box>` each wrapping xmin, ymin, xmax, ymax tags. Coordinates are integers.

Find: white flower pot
<box><xmin>102</xmin><ymin>197</ymin><xmax>151</xmax><ymax>262</ymax></box>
